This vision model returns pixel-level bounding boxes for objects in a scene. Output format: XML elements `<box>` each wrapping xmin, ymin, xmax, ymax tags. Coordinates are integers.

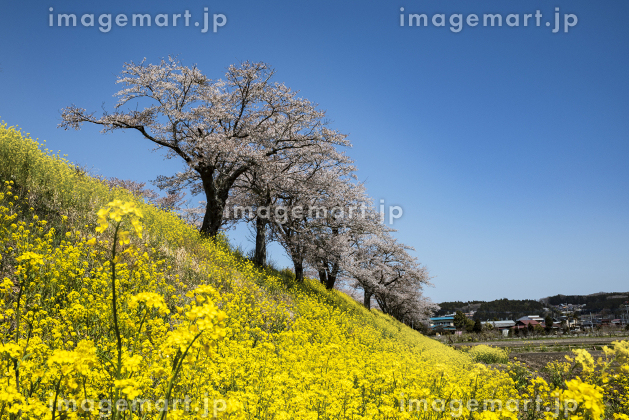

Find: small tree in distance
<box><xmin>545</xmin><ymin>315</ymin><xmax>554</xmax><ymax>334</ymax></box>
<box><xmin>473</xmin><ymin>319</ymin><xmax>482</xmax><ymax>333</ymax></box>
<box><xmin>464</xmin><ymin>318</ymin><xmax>475</xmax><ymax>333</ymax></box>
<box><xmin>453</xmin><ymin>311</ymin><xmax>467</xmax><ymax>331</ymax></box>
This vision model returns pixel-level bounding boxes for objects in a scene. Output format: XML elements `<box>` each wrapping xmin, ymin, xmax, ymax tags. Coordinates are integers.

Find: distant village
<box><xmin>429</xmin><ymin>298</ymin><xmax>629</xmax><ymax>336</ymax></box>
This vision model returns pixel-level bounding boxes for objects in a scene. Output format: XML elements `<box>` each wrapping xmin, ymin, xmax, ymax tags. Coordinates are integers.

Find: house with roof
<box><xmin>429</xmin><ymin>315</ymin><xmax>456</xmax><ymax>331</ymax></box>
<box><xmin>481</xmin><ymin>320</ymin><xmax>515</xmax><ymax>336</ymax></box>
<box><xmin>481</xmin><ymin>320</ymin><xmax>515</xmax><ymax>330</ymax></box>
<box><xmin>558</xmin><ymin>316</ymin><xmax>580</xmax><ymax>329</ymax></box>
<box><xmin>517</xmin><ymin>315</ymin><xmax>545</xmax><ymax>323</ymax></box>
<box><xmin>513</xmin><ymin>319</ymin><xmax>541</xmax><ymax>330</ymax></box>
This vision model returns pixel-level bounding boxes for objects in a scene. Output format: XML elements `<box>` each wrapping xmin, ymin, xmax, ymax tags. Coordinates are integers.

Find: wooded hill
<box><xmin>542</xmin><ymin>292</ymin><xmax>629</xmax><ymax>316</ymax></box>
<box><xmin>437</xmin><ymin>292</ymin><xmax>629</xmax><ymax>321</ymax></box>
<box><xmin>436</xmin><ymin>298</ymin><xmax>546</xmax><ymax>321</ymax></box>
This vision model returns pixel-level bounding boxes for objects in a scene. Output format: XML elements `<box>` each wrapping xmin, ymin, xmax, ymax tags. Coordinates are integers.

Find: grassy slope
<box><xmin>0</xmin><ymin>123</ymin><xmax>520</xmax><ymax>419</ymax></box>
<box><xmin>0</xmin><ymin>122</ymin><xmax>441</xmax><ymax>351</ymax></box>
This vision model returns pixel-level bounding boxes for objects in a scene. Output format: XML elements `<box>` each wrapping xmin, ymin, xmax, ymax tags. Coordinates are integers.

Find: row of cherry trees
<box><xmin>60</xmin><ymin>58</ymin><xmax>437</xmax><ymax>325</ymax></box>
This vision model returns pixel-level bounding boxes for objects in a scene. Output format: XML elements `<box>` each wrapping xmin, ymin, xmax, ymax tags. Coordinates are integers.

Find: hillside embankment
<box><xmin>1</xmin><ymin>122</ymin><xmax>628</xmax><ymax>419</ymax></box>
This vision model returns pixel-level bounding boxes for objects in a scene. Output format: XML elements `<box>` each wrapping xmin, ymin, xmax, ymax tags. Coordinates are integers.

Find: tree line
<box><xmin>437</xmin><ymin>298</ymin><xmax>545</xmax><ymax>320</ymax></box>
<box><xmin>546</xmin><ymin>292</ymin><xmax>629</xmax><ymax>311</ymax></box>
<box><xmin>60</xmin><ymin>58</ymin><xmax>437</xmax><ymax>326</ymax></box>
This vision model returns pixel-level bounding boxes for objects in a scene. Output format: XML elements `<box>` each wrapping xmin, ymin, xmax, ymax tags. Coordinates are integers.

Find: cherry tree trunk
<box><xmin>363</xmin><ymin>289</ymin><xmax>373</xmax><ymax>309</ymax></box>
<box><xmin>293</xmin><ymin>259</ymin><xmax>304</xmax><ymax>282</ymax></box>
<box><xmin>325</xmin><ymin>273</ymin><xmax>337</xmax><ymax>290</ymax></box>
<box><xmin>325</xmin><ymin>262</ymin><xmax>339</xmax><ymax>290</ymax></box>
<box><xmin>318</xmin><ymin>269</ymin><xmax>327</xmax><ymax>285</ymax></box>
<box><xmin>200</xmin><ymin>203</ymin><xmax>225</xmax><ymax>237</ymax></box>
<box><xmin>254</xmin><ymin>217</ymin><xmax>267</xmax><ymax>266</ymax></box>
<box><xmin>199</xmin><ymin>169</ymin><xmax>229</xmax><ymax>238</ymax></box>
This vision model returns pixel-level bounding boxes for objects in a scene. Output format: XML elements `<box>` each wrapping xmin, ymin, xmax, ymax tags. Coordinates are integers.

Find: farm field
<box><xmin>451</xmin><ymin>336</ymin><xmax>629</xmax><ymax>349</ymax></box>
<box><xmin>509</xmin><ymin>351</ymin><xmax>604</xmax><ymax>373</ymax></box>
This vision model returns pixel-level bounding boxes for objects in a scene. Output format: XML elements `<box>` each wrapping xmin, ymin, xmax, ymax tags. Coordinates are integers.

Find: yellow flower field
<box><xmin>0</xmin><ymin>122</ymin><xmax>627</xmax><ymax>419</ymax></box>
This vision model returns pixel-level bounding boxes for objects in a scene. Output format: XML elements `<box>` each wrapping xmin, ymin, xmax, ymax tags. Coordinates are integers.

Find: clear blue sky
<box><xmin>1</xmin><ymin>0</ymin><xmax>627</xmax><ymax>302</ymax></box>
